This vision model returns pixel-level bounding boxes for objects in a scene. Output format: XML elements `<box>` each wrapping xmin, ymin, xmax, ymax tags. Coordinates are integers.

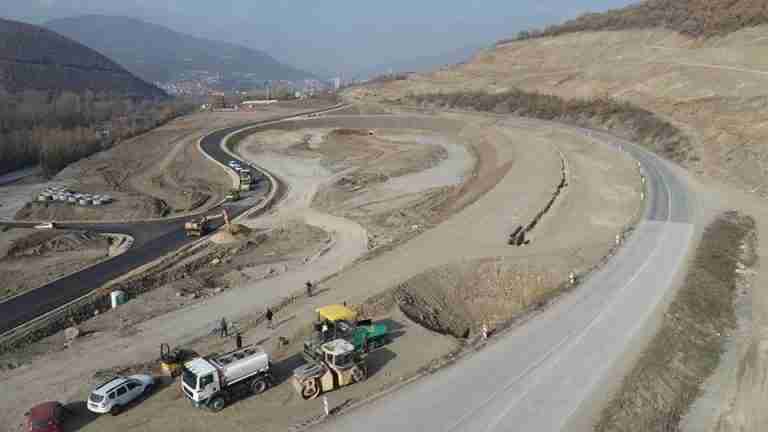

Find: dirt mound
<box><xmin>210</xmin><ymin>224</ymin><xmax>254</xmax><ymax>244</ymax></box>
<box><xmin>328</xmin><ymin>128</ymin><xmax>374</xmax><ymax>136</ymax></box>
<box><xmin>5</xmin><ymin>230</ymin><xmax>108</xmax><ymax>258</ymax></box>
<box><xmin>387</xmin><ymin>258</ymin><xmax>568</xmax><ymax>339</ymax></box>
<box><xmin>0</xmin><ymin>230</ymin><xmax>111</xmax><ymax>301</ymax></box>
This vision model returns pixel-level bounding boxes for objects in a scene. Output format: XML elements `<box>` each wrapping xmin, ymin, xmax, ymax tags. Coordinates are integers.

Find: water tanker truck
<box><xmin>181</xmin><ymin>345</ymin><xmax>272</xmax><ymax>412</ymax></box>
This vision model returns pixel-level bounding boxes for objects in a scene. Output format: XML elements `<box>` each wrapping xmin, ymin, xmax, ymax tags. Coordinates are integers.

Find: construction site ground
<box><xmin>0</xmin><ymin>109</ymin><xmax>644</xmax><ymax>432</ymax></box>
<box><xmin>0</xmin><ymin>228</ymin><xmax>114</xmax><ymax>302</ymax></box>
<box><xmin>342</xmin><ymin>24</ymin><xmax>768</xmax><ymax>432</ymax></box>
<box><xmin>3</xmin><ymin>101</ymin><xmax>330</xmax><ymax>223</ymax></box>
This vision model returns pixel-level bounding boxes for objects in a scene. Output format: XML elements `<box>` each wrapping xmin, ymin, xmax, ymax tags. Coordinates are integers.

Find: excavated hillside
<box><xmin>345</xmin><ymin>25</ymin><xmax>768</xmax><ymax>196</ymax></box>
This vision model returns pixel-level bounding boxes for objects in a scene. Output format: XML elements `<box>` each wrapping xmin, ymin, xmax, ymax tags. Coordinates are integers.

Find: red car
<box><xmin>24</xmin><ymin>402</ymin><xmax>67</xmax><ymax>432</ymax></box>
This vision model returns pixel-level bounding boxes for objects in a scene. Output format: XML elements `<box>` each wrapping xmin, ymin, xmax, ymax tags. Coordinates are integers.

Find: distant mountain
<box><xmin>353</xmin><ymin>44</ymin><xmax>485</xmax><ymax>81</ymax></box>
<box><xmin>46</xmin><ymin>15</ymin><xmax>314</xmax><ymax>88</ymax></box>
<box><xmin>0</xmin><ymin>18</ymin><xmax>165</xmax><ymax>98</ymax></box>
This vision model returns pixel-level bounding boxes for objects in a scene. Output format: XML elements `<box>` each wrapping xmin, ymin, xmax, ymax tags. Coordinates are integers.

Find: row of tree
<box><xmin>0</xmin><ymin>90</ymin><xmax>194</xmax><ymax>176</ymax></box>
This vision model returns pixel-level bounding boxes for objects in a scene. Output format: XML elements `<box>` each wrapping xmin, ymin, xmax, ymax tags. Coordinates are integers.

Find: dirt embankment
<box><xmin>595</xmin><ymin>211</ymin><xmax>757</xmax><ymax>432</ymax></box>
<box><xmin>0</xmin><ymin>229</ymin><xmax>112</xmax><ymax>301</ymax></box>
<box><xmin>388</xmin><ymin>258</ymin><xmax>570</xmax><ymax>339</ymax></box>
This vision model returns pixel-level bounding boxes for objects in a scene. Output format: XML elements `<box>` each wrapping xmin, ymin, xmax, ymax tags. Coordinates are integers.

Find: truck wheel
<box><xmin>251</xmin><ymin>378</ymin><xmax>268</xmax><ymax>395</ymax></box>
<box><xmin>301</xmin><ymin>378</ymin><xmax>320</xmax><ymax>400</ymax></box>
<box><xmin>351</xmin><ymin>366</ymin><xmax>366</xmax><ymax>383</ymax></box>
<box><xmin>209</xmin><ymin>396</ymin><xmax>226</xmax><ymax>412</ymax></box>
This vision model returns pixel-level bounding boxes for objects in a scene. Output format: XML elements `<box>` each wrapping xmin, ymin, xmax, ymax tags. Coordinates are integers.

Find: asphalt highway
<box><xmin>319</xmin><ymin>124</ymin><xmax>695</xmax><ymax>432</ymax></box>
<box><xmin>0</xmin><ymin>105</ymin><xmax>344</xmax><ymax>335</ymax></box>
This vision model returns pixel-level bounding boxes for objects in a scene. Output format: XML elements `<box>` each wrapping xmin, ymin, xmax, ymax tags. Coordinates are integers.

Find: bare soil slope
<box><xmin>346</xmin><ymin>26</ymin><xmax>768</xmax><ymax>196</ymax></box>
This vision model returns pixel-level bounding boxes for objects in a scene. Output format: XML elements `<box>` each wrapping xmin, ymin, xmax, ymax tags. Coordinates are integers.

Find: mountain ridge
<box><xmin>45</xmin><ymin>15</ymin><xmax>314</xmax><ymax>88</ymax></box>
<box><xmin>0</xmin><ymin>17</ymin><xmax>166</xmax><ymax>97</ymax></box>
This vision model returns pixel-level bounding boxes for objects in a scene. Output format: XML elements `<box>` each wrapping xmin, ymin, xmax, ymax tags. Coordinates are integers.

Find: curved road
<box><xmin>1</xmin><ymin>110</ymin><xmax>695</xmax><ymax>431</ymax></box>
<box><xmin>0</xmin><ymin>105</ymin><xmax>345</xmax><ymax>335</ymax></box>
<box><xmin>318</xmin><ymin>124</ymin><xmax>695</xmax><ymax>432</ymax></box>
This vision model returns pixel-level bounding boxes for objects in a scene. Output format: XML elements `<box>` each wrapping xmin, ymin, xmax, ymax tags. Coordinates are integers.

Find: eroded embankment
<box><xmin>372</xmin><ymin>257</ymin><xmax>571</xmax><ymax>339</ymax></box>
<box><xmin>595</xmin><ymin>211</ymin><xmax>757</xmax><ymax>432</ymax></box>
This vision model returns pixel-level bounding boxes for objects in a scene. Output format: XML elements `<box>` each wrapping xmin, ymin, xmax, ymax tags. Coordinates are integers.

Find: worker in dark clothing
<box><xmin>235</xmin><ymin>332</ymin><xmax>243</xmax><ymax>349</ymax></box>
<box><xmin>306</xmin><ymin>281</ymin><xmax>314</xmax><ymax>297</ymax></box>
<box><xmin>220</xmin><ymin>317</ymin><xmax>228</xmax><ymax>338</ymax></box>
<box><xmin>266</xmin><ymin>308</ymin><xmax>274</xmax><ymax>329</ymax></box>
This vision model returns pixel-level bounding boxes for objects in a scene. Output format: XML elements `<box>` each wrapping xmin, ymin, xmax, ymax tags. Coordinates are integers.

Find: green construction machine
<box><xmin>225</xmin><ymin>189</ymin><xmax>241</xmax><ymax>202</ymax></box>
<box><xmin>303</xmin><ymin>304</ymin><xmax>389</xmax><ymax>362</ymax></box>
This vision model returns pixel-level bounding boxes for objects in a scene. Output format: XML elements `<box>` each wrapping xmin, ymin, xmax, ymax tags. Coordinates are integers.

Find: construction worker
<box><xmin>236</xmin><ymin>332</ymin><xmax>243</xmax><ymax>349</ymax></box>
<box><xmin>306</xmin><ymin>281</ymin><xmax>314</xmax><ymax>297</ymax></box>
<box><xmin>266</xmin><ymin>307</ymin><xmax>274</xmax><ymax>329</ymax></box>
<box><xmin>220</xmin><ymin>317</ymin><xmax>228</xmax><ymax>338</ymax></box>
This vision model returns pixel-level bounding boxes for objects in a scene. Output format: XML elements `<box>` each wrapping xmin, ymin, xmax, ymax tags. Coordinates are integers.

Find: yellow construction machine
<box><xmin>291</xmin><ymin>339</ymin><xmax>367</xmax><ymax>400</ymax></box>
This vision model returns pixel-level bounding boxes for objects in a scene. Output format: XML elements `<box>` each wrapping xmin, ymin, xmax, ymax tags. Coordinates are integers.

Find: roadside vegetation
<box><xmin>595</xmin><ymin>211</ymin><xmax>757</xmax><ymax>432</ymax></box>
<box><xmin>399</xmin><ymin>90</ymin><xmax>692</xmax><ymax>163</ymax></box>
<box><xmin>0</xmin><ymin>90</ymin><xmax>194</xmax><ymax>176</ymax></box>
<box><xmin>500</xmin><ymin>0</ymin><xmax>768</xmax><ymax>43</ymax></box>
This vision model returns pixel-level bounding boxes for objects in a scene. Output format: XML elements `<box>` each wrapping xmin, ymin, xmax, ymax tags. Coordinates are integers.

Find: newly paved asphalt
<box><xmin>319</xmin><ymin>124</ymin><xmax>695</xmax><ymax>432</ymax></box>
<box><xmin>0</xmin><ymin>105</ymin><xmax>342</xmax><ymax>334</ymax></box>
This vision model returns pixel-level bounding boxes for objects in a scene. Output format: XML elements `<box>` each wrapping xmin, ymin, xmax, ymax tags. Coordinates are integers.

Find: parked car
<box><xmin>87</xmin><ymin>375</ymin><xmax>154</xmax><ymax>415</ymax></box>
<box><xmin>24</xmin><ymin>401</ymin><xmax>67</xmax><ymax>432</ymax></box>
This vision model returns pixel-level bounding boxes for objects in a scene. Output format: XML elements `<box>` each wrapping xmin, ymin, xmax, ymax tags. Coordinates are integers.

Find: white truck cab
<box><xmin>181</xmin><ymin>345</ymin><xmax>272</xmax><ymax>412</ymax></box>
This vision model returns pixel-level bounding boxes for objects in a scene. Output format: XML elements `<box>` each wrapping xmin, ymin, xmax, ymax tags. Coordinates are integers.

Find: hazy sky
<box><xmin>5</xmin><ymin>0</ymin><xmax>637</xmax><ymax>76</ymax></box>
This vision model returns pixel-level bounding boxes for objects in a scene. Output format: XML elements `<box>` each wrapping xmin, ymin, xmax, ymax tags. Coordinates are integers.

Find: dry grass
<box><xmin>400</xmin><ymin>90</ymin><xmax>692</xmax><ymax>163</ymax></box>
<box><xmin>595</xmin><ymin>211</ymin><xmax>757</xmax><ymax>432</ymax></box>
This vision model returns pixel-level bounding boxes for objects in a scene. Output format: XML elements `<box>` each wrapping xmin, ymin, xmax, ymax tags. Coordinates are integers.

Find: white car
<box><xmin>228</xmin><ymin>161</ymin><xmax>240</xmax><ymax>168</ymax></box>
<box><xmin>87</xmin><ymin>375</ymin><xmax>155</xmax><ymax>415</ymax></box>
<box><xmin>34</xmin><ymin>222</ymin><xmax>55</xmax><ymax>229</ymax></box>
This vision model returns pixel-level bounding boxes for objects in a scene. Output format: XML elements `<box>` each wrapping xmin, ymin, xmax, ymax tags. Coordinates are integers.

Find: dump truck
<box><xmin>181</xmin><ymin>345</ymin><xmax>272</xmax><ymax>412</ymax></box>
<box><xmin>312</xmin><ymin>304</ymin><xmax>389</xmax><ymax>353</ymax></box>
<box><xmin>239</xmin><ymin>171</ymin><xmax>253</xmax><ymax>191</ymax></box>
<box><xmin>184</xmin><ymin>216</ymin><xmax>211</xmax><ymax>237</ymax></box>
<box><xmin>292</xmin><ymin>339</ymin><xmax>367</xmax><ymax>400</ymax></box>
<box><xmin>225</xmin><ymin>189</ymin><xmax>241</xmax><ymax>202</ymax></box>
